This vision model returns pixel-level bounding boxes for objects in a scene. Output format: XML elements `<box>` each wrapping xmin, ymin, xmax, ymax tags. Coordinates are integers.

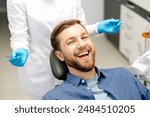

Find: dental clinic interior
<box><xmin>0</xmin><ymin>0</ymin><xmax>150</xmax><ymax>99</ymax></box>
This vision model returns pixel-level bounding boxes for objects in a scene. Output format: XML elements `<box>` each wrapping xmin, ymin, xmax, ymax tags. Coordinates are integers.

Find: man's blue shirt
<box><xmin>42</xmin><ymin>67</ymin><xmax>150</xmax><ymax>100</ymax></box>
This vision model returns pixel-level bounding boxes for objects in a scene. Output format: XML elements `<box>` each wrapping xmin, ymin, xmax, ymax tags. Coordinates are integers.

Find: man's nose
<box><xmin>76</xmin><ymin>39</ymin><xmax>86</xmax><ymax>49</ymax></box>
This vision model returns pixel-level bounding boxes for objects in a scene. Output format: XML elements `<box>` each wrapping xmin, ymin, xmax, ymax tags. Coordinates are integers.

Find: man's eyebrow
<box><xmin>65</xmin><ymin>37</ymin><xmax>76</xmax><ymax>43</ymax></box>
<box><xmin>81</xmin><ymin>32</ymin><xmax>89</xmax><ymax>36</ymax></box>
<box><xmin>66</xmin><ymin>37</ymin><xmax>76</xmax><ymax>40</ymax></box>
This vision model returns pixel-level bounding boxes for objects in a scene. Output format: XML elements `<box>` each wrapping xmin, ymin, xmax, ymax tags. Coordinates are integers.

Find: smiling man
<box><xmin>43</xmin><ymin>19</ymin><xmax>150</xmax><ymax>100</ymax></box>
<box><xmin>52</xmin><ymin>19</ymin><xmax>96</xmax><ymax>80</ymax></box>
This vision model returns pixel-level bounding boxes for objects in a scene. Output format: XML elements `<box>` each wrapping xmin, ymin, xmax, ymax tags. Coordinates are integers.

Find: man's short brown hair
<box><xmin>51</xmin><ymin>19</ymin><xmax>86</xmax><ymax>50</ymax></box>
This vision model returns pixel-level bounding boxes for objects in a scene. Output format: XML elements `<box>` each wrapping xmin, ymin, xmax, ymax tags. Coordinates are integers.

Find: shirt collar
<box><xmin>66</xmin><ymin>66</ymin><xmax>106</xmax><ymax>87</ymax></box>
<box><xmin>66</xmin><ymin>73</ymin><xmax>82</xmax><ymax>87</ymax></box>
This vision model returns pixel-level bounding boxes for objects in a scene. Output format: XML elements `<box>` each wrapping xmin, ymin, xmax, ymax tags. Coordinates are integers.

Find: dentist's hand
<box><xmin>9</xmin><ymin>48</ymin><xmax>28</xmax><ymax>67</ymax></box>
<box><xmin>97</xmin><ymin>19</ymin><xmax>122</xmax><ymax>34</ymax></box>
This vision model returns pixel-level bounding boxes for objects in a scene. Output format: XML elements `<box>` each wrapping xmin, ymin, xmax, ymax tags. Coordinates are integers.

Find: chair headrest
<box><xmin>50</xmin><ymin>49</ymin><xmax>68</xmax><ymax>80</ymax></box>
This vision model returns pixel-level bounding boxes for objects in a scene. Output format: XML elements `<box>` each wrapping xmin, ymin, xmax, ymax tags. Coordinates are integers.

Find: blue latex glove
<box><xmin>97</xmin><ymin>19</ymin><xmax>122</xmax><ymax>34</ymax></box>
<box><xmin>9</xmin><ymin>48</ymin><xmax>28</xmax><ymax>67</ymax></box>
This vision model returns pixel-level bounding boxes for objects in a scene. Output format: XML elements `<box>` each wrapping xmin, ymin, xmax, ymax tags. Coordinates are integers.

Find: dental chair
<box><xmin>129</xmin><ymin>50</ymin><xmax>150</xmax><ymax>86</ymax></box>
<box><xmin>50</xmin><ymin>49</ymin><xmax>68</xmax><ymax>80</ymax></box>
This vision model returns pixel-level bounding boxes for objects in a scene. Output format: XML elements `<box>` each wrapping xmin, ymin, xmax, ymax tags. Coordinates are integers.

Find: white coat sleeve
<box><xmin>76</xmin><ymin>0</ymin><xmax>98</xmax><ymax>36</ymax></box>
<box><xmin>7</xmin><ymin>0</ymin><xmax>31</xmax><ymax>52</ymax></box>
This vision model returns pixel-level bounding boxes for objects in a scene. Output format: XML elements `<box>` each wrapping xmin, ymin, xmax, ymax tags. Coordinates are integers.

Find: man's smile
<box><xmin>77</xmin><ymin>51</ymin><xmax>89</xmax><ymax>58</ymax></box>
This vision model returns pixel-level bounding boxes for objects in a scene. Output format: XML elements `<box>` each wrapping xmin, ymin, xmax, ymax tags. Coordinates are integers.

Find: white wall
<box><xmin>82</xmin><ymin>0</ymin><xmax>104</xmax><ymax>24</ymax></box>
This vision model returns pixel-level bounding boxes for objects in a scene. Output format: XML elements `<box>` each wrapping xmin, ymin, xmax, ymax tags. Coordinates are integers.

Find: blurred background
<box><xmin>0</xmin><ymin>0</ymin><xmax>150</xmax><ymax>99</ymax></box>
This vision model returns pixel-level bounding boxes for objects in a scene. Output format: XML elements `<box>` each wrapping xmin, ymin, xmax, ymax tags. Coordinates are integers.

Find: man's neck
<box><xmin>68</xmin><ymin>67</ymin><xmax>96</xmax><ymax>80</ymax></box>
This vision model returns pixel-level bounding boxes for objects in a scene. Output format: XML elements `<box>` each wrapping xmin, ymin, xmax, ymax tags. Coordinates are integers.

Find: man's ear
<box><xmin>55</xmin><ymin>50</ymin><xmax>64</xmax><ymax>61</ymax></box>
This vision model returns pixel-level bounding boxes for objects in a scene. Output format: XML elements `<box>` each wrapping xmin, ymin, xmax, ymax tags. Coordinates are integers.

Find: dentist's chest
<box><xmin>25</xmin><ymin>0</ymin><xmax>77</xmax><ymax>25</ymax></box>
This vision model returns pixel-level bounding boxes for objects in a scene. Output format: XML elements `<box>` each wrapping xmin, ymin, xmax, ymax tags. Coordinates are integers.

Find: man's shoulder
<box><xmin>99</xmin><ymin>67</ymin><xmax>129</xmax><ymax>73</ymax></box>
<box><xmin>42</xmin><ymin>82</ymin><xmax>67</xmax><ymax>100</ymax></box>
<box><xmin>99</xmin><ymin>67</ymin><xmax>134</xmax><ymax>79</ymax></box>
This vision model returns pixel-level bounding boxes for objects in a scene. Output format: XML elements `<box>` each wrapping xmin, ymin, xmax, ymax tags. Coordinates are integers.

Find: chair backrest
<box><xmin>50</xmin><ymin>49</ymin><xmax>68</xmax><ymax>80</ymax></box>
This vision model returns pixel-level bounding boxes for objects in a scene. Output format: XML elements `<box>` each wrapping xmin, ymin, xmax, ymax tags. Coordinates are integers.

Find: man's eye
<box><xmin>67</xmin><ymin>41</ymin><xmax>74</xmax><ymax>45</ymax></box>
<box><xmin>82</xmin><ymin>36</ymin><xmax>88</xmax><ymax>40</ymax></box>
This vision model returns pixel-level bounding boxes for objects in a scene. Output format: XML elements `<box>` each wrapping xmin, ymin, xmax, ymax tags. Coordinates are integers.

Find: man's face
<box><xmin>56</xmin><ymin>24</ymin><xmax>95</xmax><ymax>72</ymax></box>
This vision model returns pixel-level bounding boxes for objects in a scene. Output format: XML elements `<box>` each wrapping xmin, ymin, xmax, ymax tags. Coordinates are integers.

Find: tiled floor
<box><xmin>0</xmin><ymin>13</ymin><xmax>130</xmax><ymax>100</ymax></box>
<box><xmin>92</xmin><ymin>35</ymin><xmax>129</xmax><ymax>68</ymax></box>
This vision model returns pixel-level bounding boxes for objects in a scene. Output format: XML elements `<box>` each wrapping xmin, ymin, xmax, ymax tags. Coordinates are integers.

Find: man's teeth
<box><xmin>78</xmin><ymin>51</ymin><xmax>88</xmax><ymax>56</ymax></box>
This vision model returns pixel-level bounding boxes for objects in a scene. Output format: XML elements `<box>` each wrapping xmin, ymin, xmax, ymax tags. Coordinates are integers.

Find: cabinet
<box><xmin>104</xmin><ymin>0</ymin><xmax>123</xmax><ymax>49</ymax></box>
<box><xmin>0</xmin><ymin>0</ymin><xmax>6</xmax><ymax>12</ymax></box>
<box><xmin>119</xmin><ymin>1</ymin><xmax>150</xmax><ymax>64</ymax></box>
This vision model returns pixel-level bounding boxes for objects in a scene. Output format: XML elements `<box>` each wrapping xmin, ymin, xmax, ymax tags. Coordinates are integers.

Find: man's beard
<box><xmin>64</xmin><ymin>51</ymin><xmax>95</xmax><ymax>72</ymax></box>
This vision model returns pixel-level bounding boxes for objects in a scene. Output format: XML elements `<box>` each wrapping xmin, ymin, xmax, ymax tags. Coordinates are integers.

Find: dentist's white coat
<box><xmin>7</xmin><ymin>0</ymin><xmax>98</xmax><ymax>98</ymax></box>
